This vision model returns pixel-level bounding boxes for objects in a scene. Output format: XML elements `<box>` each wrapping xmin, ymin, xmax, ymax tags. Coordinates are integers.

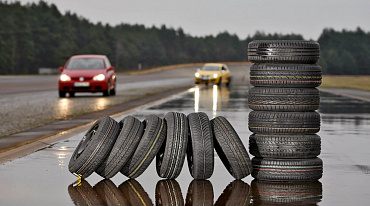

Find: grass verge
<box><xmin>320</xmin><ymin>75</ymin><xmax>370</xmax><ymax>91</ymax></box>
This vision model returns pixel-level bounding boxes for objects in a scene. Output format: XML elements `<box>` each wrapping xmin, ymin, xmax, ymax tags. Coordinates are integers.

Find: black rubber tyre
<box><xmin>59</xmin><ymin>91</ymin><xmax>66</xmax><ymax>98</ymax></box>
<box><xmin>121</xmin><ymin>114</ymin><xmax>166</xmax><ymax>179</ymax></box>
<box><xmin>211</xmin><ymin>116</ymin><xmax>252</xmax><ymax>179</ymax></box>
<box><xmin>96</xmin><ymin>116</ymin><xmax>144</xmax><ymax>179</ymax></box>
<box><xmin>156</xmin><ymin>180</ymin><xmax>184</xmax><ymax>206</ymax></box>
<box><xmin>68</xmin><ymin>116</ymin><xmax>120</xmax><ymax>179</ymax></box>
<box><xmin>185</xmin><ymin>180</ymin><xmax>213</xmax><ymax>206</ymax></box>
<box><xmin>156</xmin><ymin>112</ymin><xmax>189</xmax><ymax>179</ymax></box>
<box><xmin>248</xmin><ymin>87</ymin><xmax>320</xmax><ymax>112</ymax></box>
<box><xmin>215</xmin><ymin>180</ymin><xmax>251</xmax><ymax>206</ymax></box>
<box><xmin>94</xmin><ymin>179</ymin><xmax>128</xmax><ymax>205</ymax></box>
<box><xmin>118</xmin><ymin>179</ymin><xmax>153</xmax><ymax>206</ymax></box>
<box><xmin>250</xmin><ymin>63</ymin><xmax>322</xmax><ymax>87</ymax></box>
<box><xmin>248</xmin><ymin>111</ymin><xmax>320</xmax><ymax>134</ymax></box>
<box><xmin>251</xmin><ymin>180</ymin><xmax>323</xmax><ymax>204</ymax></box>
<box><xmin>249</xmin><ymin>134</ymin><xmax>321</xmax><ymax>158</ymax></box>
<box><xmin>252</xmin><ymin>157</ymin><xmax>323</xmax><ymax>181</ymax></box>
<box><xmin>187</xmin><ymin>112</ymin><xmax>214</xmax><ymax>180</ymax></box>
<box><xmin>68</xmin><ymin>180</ymin><xmax>105</xmax><ymax>205</ymax></box>
<box><xmin>248</xmin><ymin>40</ymin><xmax>320</xmax><ymax>64</ymax></box>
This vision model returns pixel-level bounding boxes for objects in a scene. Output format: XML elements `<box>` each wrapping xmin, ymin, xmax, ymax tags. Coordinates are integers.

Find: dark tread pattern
<box><xmin>187</xmin><ymin>112</ymin><xmax>214</xmax><ymax>180</ymax></box>
<box><xmin>211</xmin><ymin>116</ymin><xmax>252</xmax><ymax>179</ymax></box>
<box><xmin>248</xmin><ymin>87</ymin><xmax>320</xmax><ymax>111</ymax></box>
<box><xmin>251</xmin><ymin>180</ymin><xmax>323</xmax><ymax>204</ymax></box>
<box><xmin>248</xmin><ymin>40</ymin><xmax>320</xmax><ymax>64</ymax></box>
<box><xmin>250</xmin><ymin>63</ymin><xmax>322</xmax><ymax>87</ymax></box>
<box><xmin>68</xmin><ymin>180</ymin><xmax>105</xmax><ymax>205</ymax></box>
<box><xmin>248</xmin><ymin>111</ymin><xmax>321</xmax><ymax>134</ymax></box>
<box><xmin>155</xmin><ymin>180</ymin><xmax>184</xmax><ymax>206</ymax></box>
<box><xmin>68</xmin><ymin>116</ymin><xmax>120</xmax><ymax>179</ymax></box>
<box><xmin>157</xmin><ymin>112</ymin><xmax>189</xmax><ymax>179</ymax></box>
<box><xmin>121</xmin><ymin>114</ymin><xmax>166</xmax><ymax>179</ymax></box>
<box><xmin>249</xmin><ymin>134</ymin><xmax>321</xmax><ymax>158</ymax></box>
<box><xmin>252</xmin><ymin>157</ymin><xmax>323</xmax><ymax>181</ymax></box>
<box><xmin>96</xmin><ymin>116</ymin><xmax>144</xmax><ymax>179</ymax></box>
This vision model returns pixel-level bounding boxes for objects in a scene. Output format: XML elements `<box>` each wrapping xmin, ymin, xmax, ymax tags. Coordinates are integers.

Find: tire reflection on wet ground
<box><xmin>68</xmin><ymin>178</ymin><xmax>323</xmax><ymax>205</ymax></box>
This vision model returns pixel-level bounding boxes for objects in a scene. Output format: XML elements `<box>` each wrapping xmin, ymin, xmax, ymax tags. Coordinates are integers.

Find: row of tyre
<box><xmin>68</xmin><ymin>112</ymin><xmax>253</xmax><ymax>180</ymax></box>
<box><xmin>69</xmin><ymin>179</ymin><xmax>322</xmax><ymax>205</ymax></box>
<box><xmin>246</xmin><ymin>40</ymin><xmax>323</xmax><ymax>181</ymax></box>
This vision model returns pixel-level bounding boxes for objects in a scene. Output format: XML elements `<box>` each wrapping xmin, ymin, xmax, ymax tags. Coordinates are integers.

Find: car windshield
<box><xmin>66</xmin><ymin>58</ymin><xmax>105</xmax><ymax>69</ymax></box>
<box><xmin>201</xmin><ymin>66</ymin><xmax>220</xmax><ymax>71</ymax></box>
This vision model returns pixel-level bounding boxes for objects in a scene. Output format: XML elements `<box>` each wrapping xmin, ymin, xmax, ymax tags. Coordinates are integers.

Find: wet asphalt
<box><xmin>1</xmin><ymin>66</ymin><xmax>370</xmax><ymax>205</ymax></box>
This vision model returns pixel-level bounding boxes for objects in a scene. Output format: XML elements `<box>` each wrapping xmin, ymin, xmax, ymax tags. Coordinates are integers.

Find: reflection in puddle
<box><xmin>251</xmin><ymin>180</ymin><xmax>322</xmax><ymax>205</ymax></box>
<box><xmin>68</xmin><ymin>179</ymin><xmax>252</xmax><ymax>206</ymax></box>
<box><xmin>191</xmin><ymin>85</ymin><xmax>230</xmax><ymax>118</ymax></box>
<box><xmin>94</xmin><ymin>97</ymin><xmax>110</xmax><ymax>111</ymax></box>
<box><xmin>57</xmin><ymin>98</ymin><xmax>71</xmax><ymax>119</ymax></box>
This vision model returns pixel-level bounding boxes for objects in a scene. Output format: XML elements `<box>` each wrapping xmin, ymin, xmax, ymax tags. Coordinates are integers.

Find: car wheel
<box><xmin>226</xmin><ymin>77</ymin><xmax>231</xmax><ymax>87</ymax></box>
<box><xmin>103</xmin><ymin>82</ymin><xmax>110</xmax><ymax>96</ymax></box>
<box><xmin>68</xmin><ymin>116</ymin><xmax>120</xmax><ymax>179</ymax></box>
<box><xmin>217</xmin><ymin>78</ymin><xmax>222</xmax><ymax>86</ymax></box>
<box><xmin>59</xmin><ymin>91</ymin><xmax>66</xmax><ymax>98</ymax></box>
<box><xmin>110</xmin><ymin>82</ymin><xmax>116</xmax><ymax>96</ymax></box>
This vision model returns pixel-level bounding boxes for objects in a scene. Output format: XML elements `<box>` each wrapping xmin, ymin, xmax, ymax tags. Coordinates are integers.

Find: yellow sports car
<box><xmin>194</xmin><ymin>63</ymin><xmax>231</xmax><ymax>86</ymax></box>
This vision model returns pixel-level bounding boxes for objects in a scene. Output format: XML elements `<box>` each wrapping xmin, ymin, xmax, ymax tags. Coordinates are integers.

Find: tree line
<box><xmin>0</xmin><ymin>1</ymin><xmax>369</xmax><ymax>75</ymax></box>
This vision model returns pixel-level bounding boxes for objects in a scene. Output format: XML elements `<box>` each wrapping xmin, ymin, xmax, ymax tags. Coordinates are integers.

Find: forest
<box><xmin>0</xmin><ymin>1</ymin><xmax>369</xmax><ymax>75</ymax></box>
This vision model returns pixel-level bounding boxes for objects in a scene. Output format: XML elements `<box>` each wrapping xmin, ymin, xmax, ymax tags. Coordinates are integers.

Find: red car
<box><xmin>58</xmin><ymin>55</ymin><xmax>116</xmax><ymax>97</ymax></box>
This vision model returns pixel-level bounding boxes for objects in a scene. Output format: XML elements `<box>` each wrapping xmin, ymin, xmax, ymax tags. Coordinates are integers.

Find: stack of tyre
<box><xmin>247</xmin><ymin>40</ymin><xmax>323</xmax><ymax>181</ymax></box>
<box><xmin>68</xmin><ymin>112</ymin><xmax>253</xmax><ymax>180</ymax></box>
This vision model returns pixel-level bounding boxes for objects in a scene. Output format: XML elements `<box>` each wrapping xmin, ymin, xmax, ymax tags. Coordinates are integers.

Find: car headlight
<box><xmin>195</xmin><ymin>72</ymin><xmax>200</xmax><ymax>78</ymax></box>
<box><xmin>60</xmin><ymin>74</ymin><xmax>71</xmax><ymax>81</ymax></box>
<box><xmin>213</xmin><ymin>74</ymin><xmax>218</xmax><ymax>78</ymax></box>
<box><xmin>93</xmin><ymin>74</ymin><xmax>105</xmax><ymax>81</ymax></box>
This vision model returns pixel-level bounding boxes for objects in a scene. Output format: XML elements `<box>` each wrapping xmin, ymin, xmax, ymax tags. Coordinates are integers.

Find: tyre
<box><xmin>103</xmin><ymin>82</ymin><xmax>110</xmax><ymax>96</ymax></box>
<box><xmin>94</xmin><ymin>179</ymin><xmax>128</xmax><ymax>205</ymax></box>
<box><xmin>248</xmin><ymin>111</ymin><xmax>320</xmax><ymax>134</ymax></box>
<box><xmin>59</xmin><ymin>91</ymin><xmax>66</xmax><ymax>98</ymax></box>
<box><xmin>248</xmin><ymin>40</ymin><xmax>320</xmax><ymax>64</ymax></box>
<box><xmin>186</xmin><ymin>180</ymin><xmax>213</xmax><ymax>206</ymax></box>
<box><xmin>156</xmin><ymin>180</ymin><xmax>184</xmax><ymax>206</ymax></box>
<box><xmin>121</xmin><ymin>114</ymin><xmax>166</xmax><ymax>179</ymax></box>
<box><xmin>252</xmin><ymin>157</ymin><xmax>323</xmax><ymax>181</ymax></box>
<box><xmin>217</xmin><ymin>78</ymin><xmax>222</xmax><ymax>85</ymax></box>
<box><xmin>251</xmin><ymin>180</ymin><xmax>323</xmax><ymax>204</ymax></box>
<box><xmin>68</xmin><ymin>179</ymin><xmax>105</xmax><ymax>205</ymax></box>
<box><xmin>211</xmin><ymin>116</ymin><xmax>252</xmax><ymax>179</ymax></box>
<box><xmin>248</xmin><ymin>87</ymin><xmax>320</xmax><ymax>111</ymax></box>
<box><xmin>187</xmin><ymin>112</ymin><xmax>214</xmax><ymax>179</ymax></box>
<box><xmin>156</xmin><ymin>112</ymin><xmax>188</xmax><ymax>179</ymax></box>
<box><xmin>250</xmin><ymin>63</ymin><xmax>322</xmax><ymax>87</ymax></box>
<box><xmin>96</xmin><ymin>116</ymin><xmax>144</xmax><ymax>179</ymax></box>
<box><xmin>68</xmin><ymin>116</ymin><xmax>120</xmax><ymax>179</ymax></box>
<box><xmin>214</xmin><ymin>180</ymin><xmax>251</xmax><ymax>206</ymax></box>
<box><xmin>118</xmin><ymin>179</ymin><xmax>153</xmax><ymax>206</ymax></box>
<box><xmin>249</xmin><ymin>134</ymin><xmax>321</xmax><ymax>158</ymax></box>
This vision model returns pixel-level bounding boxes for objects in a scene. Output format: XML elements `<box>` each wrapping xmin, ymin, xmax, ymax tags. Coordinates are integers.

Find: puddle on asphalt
<box><xmin>1</xmin><ymin>85</ymin><xmax>370</xmax><ymax>205</ymax></box>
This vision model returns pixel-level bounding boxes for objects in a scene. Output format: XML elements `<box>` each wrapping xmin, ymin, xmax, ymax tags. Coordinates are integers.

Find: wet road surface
<box><xmin>1</xmin><ymin>71</ymin><xmax>370</xmax><ymax>205</ymax></box>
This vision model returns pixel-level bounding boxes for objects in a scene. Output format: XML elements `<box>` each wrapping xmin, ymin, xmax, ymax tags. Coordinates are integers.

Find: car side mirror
<box><xmin>108</xmin><ymin>66</ymin><xmax>115</xmax><ymax>71</ymax></box>
<box><xmin>58</xmin><ymin>67</ymin><xmax>64</xmax><ymax>71</ymax></box>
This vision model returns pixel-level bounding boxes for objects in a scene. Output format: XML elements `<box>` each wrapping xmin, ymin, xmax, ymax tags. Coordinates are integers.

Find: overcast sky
<box><xmin>6</xmin><ymin>0</ymin><xmax>370</xmax><ymax>40</ymax></box>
